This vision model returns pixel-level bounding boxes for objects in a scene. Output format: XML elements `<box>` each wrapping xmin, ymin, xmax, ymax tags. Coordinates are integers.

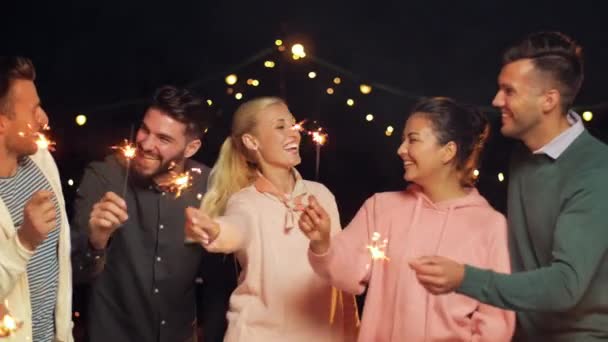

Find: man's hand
<box><xmin>409</xmin><ymin>256</ymin><xmax>465</xmax><ymax>295</ymax></box>
<box><xmin>17</xmin><ymin>190</ymin><xmax>56</xmax><ymax>251</ymax></box>
<box><xmin>298</xmin><ymin>195</ymin><xmax>332</xmax><ymax>254</ymax></box>
<box><xmin>89</xmin><ymin>191</ymin><xmax>128</xmax><ymax>250</ymax></box>
<box><xmin>185</xmin><ymin>207</ymin><xmax>220</xmax><ymax>245</ymax></box>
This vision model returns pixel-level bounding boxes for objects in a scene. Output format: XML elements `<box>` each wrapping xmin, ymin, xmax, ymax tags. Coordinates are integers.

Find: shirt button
<box><xmin>159</xmin><ymin>224</ymin><xmax>164</xmax><ymax>230</ymax></box>
<box><xmin>161</xmin><ymin>192</ymin><xmax>166</xmax><ymax>196</ymax></box>
<box><xmin>161</xmin><ymin>320</ymin><xmax>166</xmax><ymax>325</ymax></box>
<box><xmin>156</xmin><ymin>256</ymin><xmax>162</xmax><ymax>262</ymax></box>
<box><xmin>154</xmin><ymin>288</ymin><xmax>159</xmax><ymax>294</ymax></box>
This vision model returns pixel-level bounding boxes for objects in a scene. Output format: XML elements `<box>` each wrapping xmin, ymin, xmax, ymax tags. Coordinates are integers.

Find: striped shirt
<box><xmin>0</xmin><ymin>157</ymin><xmax>60</xmax><ymax>342</ymax></box>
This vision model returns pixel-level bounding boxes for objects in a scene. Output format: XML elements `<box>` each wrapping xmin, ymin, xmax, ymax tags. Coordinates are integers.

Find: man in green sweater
<box><xmin>409</xmin><ymin>31</ymin><xmax>608</xmax><ymax>341</ymax></box>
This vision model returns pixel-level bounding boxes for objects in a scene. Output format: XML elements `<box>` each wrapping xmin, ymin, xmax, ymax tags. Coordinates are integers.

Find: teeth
<box><xmin>284</xmin><ymin>143</ymin><xmax>298</xmax><ymax>149</ymax></box>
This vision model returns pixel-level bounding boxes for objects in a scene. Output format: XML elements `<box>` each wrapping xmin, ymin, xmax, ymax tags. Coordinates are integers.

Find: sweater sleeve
<box><xmin>458</xmin><ymin>170</ymin><xmax>608</xmax><ymax>312</ymax></box>
<box><xmin>204</xmin><ymin>194</ymin><xmax>254</xmax><ymax>254</ymax></box>
<box><xmin>308</xmin><ymin>195</ymin><xmax>375</xmax><ymax>295</ymax></box>
<box><xmin>470</xmin><ymin>215</ymin><xmax>515</xmax><ymax>342</ymax></box>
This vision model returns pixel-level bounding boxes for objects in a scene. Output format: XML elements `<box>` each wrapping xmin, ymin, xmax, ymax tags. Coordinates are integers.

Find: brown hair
<box><xmin>410</xmin><ymin>97</ymin><xmax>489</xmax><ymax>187</ymax></box>
<box><xmin>503</xmin><ymin>31</ymin><xmax>584</xmax><ymax>113</ymax></box>
<box><xmin>0</xmin><ymin>56</ymin><xmax>36</xmax><ymax>115</ymax></box>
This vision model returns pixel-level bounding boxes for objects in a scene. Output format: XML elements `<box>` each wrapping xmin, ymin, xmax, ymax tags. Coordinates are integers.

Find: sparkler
<box><xmin>35</xmin><ymin>133</ymin><xmax>56</xmax><ymax>151</ymax></box>
<box><xmin>0</xmin><ymin>301</ymin><xmax>22</xmax><ymax>338</ymax></box>
<box><xmin>291</xmin><ymin>119</ymin><xmax>307</xmax><ymax>133</ymax></box>
<box><xmin>157</xmin><ymin>164</ymin><xmax>202</xmax><ymax>198</ymax></box>
<box><xmin>311</xmin><ymin>128</ymin><xmax>327</xmax><ymax>181</ymax></box>
<box><xmin>366</xmin><ymin>231</ymin><xmax>389</xmax><ymax>261</ymax></box>
<box><xmin>18</xmin><ymin>124</ymin><xmax>56</xmax><ymax>151</ymax></box>
<box><xmin>111</xmin><ymin>139</ymin><xmax>137</xmax><ymax>198</ymax></box>
<box><xmin>291</xmin><ymin>120</ymin><xmax>328</xmax><ymax>181</ymax></box>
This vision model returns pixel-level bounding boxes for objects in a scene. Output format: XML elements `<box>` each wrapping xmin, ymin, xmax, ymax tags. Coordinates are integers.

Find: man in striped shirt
<box><xmin>0</xmin><ymin>57</ymin><xmax>73</xmax><ymax>342</ymax></box>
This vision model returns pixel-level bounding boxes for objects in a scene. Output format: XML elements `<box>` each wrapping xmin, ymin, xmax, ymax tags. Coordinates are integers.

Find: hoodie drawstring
<box><xmin>423</xmin><ymin>205</ymin><xmax>454</xmax><ymax>342</ymax></box>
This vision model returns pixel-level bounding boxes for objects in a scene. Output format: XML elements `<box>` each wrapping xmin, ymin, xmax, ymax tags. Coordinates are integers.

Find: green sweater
<box><xmin>458</xmin><ymin>131</ymin><xmax>608</xmax><ymax>341</ymax></box>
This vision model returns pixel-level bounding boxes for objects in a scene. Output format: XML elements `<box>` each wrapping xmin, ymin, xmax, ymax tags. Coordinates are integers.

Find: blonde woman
<box><xmin>185</xmin><ymin>97</ymin><xmax>358</xmax><ymax>342</ymax></box>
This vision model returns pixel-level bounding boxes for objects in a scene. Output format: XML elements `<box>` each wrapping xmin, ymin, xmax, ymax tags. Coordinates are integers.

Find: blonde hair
<box><xmin>201</xmin><ymin>97</ymin><xmax>285</xmax><ymax>217</ymax></box>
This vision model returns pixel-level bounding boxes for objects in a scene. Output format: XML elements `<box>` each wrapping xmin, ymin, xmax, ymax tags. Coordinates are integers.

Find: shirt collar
<box><xmin>533</xmin><ymin>110</ymin><xmax>585</xmax><ymax>159</ymax></box>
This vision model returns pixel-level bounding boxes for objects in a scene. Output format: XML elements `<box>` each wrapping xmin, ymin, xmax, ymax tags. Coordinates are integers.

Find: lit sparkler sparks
<box><xmin>112</xmin><ymin>139</ymin><xmax>137</xmax><ymax>198</ymax></box>
<box><xmin>366</xmin><ymin>232</ymin><xmax>389</xmax><ymax>261</ymax></box>
<box><xmin>18</xmin><ymin>124</ymin><xmax>56</xmax><ymax>151</ymax></box>
<box><xmin>158</xmin><ymin>167</ymin><xmax>202</xmax><ymax>198</ymax></box>
<box><xmin>289</xmin><ymin>119</ymin><xmax>329</xmax><ymax>180</ymax></box>
<box><xmin>112</xmin><ymin>139</ymin><xmax>137</xmax><ymax>160</ymax></box>
<box><xmin>0</xmin><ymin>301</ymin><xmax>22</xmax><ymax>337</ymax></box>
<box><xmin>291</xmin><ymin>119</ymin><xmax>307</xmax><ymax>132</ymax></box>
<box><xmin>35</xmin><ymin>133</ymin><xmax>56</xmax><ymax>151</ymax></box>
<box><xmin>311</xmin><ymin>129</ymin><xmax>328</xmax><ymax>146</ymax></box>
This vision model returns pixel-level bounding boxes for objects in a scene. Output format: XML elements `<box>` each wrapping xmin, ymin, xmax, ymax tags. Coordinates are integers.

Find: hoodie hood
<box><xmin>406</xmin><ymin>183</ymin><xmax>490</xmax><ymax>211</ymax></box>
<box><xmin>401</xmin><ymin>183</ymin><xmax>492</xmax><ymax>259</ymax></box>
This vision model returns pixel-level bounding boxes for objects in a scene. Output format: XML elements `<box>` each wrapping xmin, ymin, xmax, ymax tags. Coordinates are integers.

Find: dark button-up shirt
<box><xmin>71</xmin><ymin>155</ymin><xmax>236</xmax><ymax>342</ymax></box>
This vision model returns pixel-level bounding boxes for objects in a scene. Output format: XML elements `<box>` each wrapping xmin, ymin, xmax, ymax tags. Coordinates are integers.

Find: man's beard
<box><xmin>131</xmin><ymin>153</ymin><xmax>185</xmax><ymax>182</ymax></box>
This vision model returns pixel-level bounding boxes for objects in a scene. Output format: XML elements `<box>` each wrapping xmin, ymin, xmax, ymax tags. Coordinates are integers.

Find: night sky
<box><xmin>4</xmin><ymin>0</ymin><xmax>608</xmax><ymax>221</ymax></box>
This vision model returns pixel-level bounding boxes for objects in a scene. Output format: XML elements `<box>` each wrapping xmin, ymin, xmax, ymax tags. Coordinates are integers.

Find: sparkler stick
<box><xmin>112</xmin><ymin>125</ymin><xmax>137</xmax><ymax>198</ymax></box>
<box><xmin>311</xmin><ymin>129</ymin><xmax>327</xmax><ymax>181</ymax></box>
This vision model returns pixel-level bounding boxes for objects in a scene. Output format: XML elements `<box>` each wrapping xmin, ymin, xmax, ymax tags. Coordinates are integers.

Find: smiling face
<box><xmin>0</xmin><ymin>79</ymin><xmax>48</xmax><ymax>158</ymax></box>
<box><xmin>396</xmin><ymin>113</ymin><xmax>453</xmax><ymax>187</ymax></box>
<box><xmin>492</xmin><ymin>59</ymin><xmax>547</xmax><ymax>141</ymax></box>
<box><xmin>245</xmin><ymin>102</ymin><xmax>301</xmax><ymax>172</ymax></box>
<box><xmin>132</xmin><ymin>107</ymin><xmax>200</xmax><ymax>178</ymax></box>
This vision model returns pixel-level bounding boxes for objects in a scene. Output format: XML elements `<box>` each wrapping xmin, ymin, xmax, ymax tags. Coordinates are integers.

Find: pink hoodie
<box><xmin>309</xmin><ymin>185</ymin><xmax>515</xmax><ymax>341</ymax></box>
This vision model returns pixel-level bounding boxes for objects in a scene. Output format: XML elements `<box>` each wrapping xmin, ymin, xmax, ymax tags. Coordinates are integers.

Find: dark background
<box><xmin>4</xmin><ymin>0</ymin><xmax>608</xmax><ymax>339</ymax></box>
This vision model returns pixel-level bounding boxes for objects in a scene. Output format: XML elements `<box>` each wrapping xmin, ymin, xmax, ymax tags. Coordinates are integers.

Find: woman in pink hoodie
<box><xmin>184</xmin><ymin>97</ymin><xmax>358</xmax><ymax>342</ymax></box>
<box><xmin>300</xmin><ymin>97</ymin><xmax>515</xmax><ymax>341</ymax></box>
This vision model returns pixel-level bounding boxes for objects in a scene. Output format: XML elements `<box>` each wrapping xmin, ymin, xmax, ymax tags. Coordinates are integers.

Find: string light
<box><xmin>498</xmin><ymin>172</ymin><xmax>505</xmax><ymax>182</ymax></box>
<box><xmin>346</xmin><ymin>99</ymin><xmax>355</xmax><ymax>107</ymax></box>
<box><xmin>326</xmin><ymin>88</ymin><xmax>334</xmax><ymax>95</ymax></box>
<box><xmin>275</xmin><ymin>39</ymin><xmax>283</xmax><ymax>46</ymax></box>
<box><xmin>291</xmin><ymin>44</ymin><xmax>306</xmax><ymax>59</ymax></box>
<box><xmin>225</xmin><ymin>74</ymin><xmax>238</xmax><ymax>86</ymax></box>
<box><xmin>360</xmin><ymin>84</ymin><xmax>372</xmax><ymax>94</ymax></box>
<box><xmin>583</xmin><ymin>111</ymin><xmax>593</xmax><ymax>122</ymax></box>
<box><xmin>333</xmin><ymin>77</ymin><xmax>341</xmax><ymax>85</ymax></box>
<box><xmin>473</xmin><ymin>169</ymin><xmax>480</xmax><ymax>178</ymax></box>
<box><xmin>308</xmin><ymin>71</ymin><xmax>317</xmax><ymax>79</ymax></box>
<box><xmin>264</xmin><ymin>60</ymin><xmax>276</xmax><ymax>68</ymax></box>
<box><xmin>235</xmin><ymin>93</ymin><xmax>243</xmax><ymax>100</ymax></box>
<box><xmin>75</xmin><ymin>114</ymin><xmax>87</xmax><ymax>126</ymax></box>
<box><xmin>365</xmin><ymin>114</ymin><xmax>374</xmax><ymax>122</ymax></box>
